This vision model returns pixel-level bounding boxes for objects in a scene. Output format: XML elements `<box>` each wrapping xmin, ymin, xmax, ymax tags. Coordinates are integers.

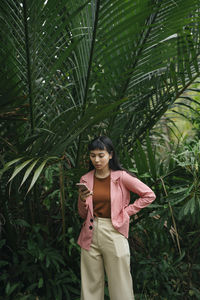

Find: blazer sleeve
<box><xmin>77</xmin><ymin>178</ymin><xmax>89</xmax><ymax>219</ymax></box>
<box><xmin>122</xmin><ymin>171</ymin><xmax>156</xmax><ymax>216</ymax></box>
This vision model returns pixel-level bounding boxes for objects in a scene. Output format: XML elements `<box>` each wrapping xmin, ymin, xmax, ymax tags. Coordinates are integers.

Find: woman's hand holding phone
<box><xmin>76</xmin><ymin>183</ymin><xmax>92</xmax><ymax>203</ymax></box>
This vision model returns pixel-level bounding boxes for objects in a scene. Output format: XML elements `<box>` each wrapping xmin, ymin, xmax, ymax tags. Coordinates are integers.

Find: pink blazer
<box><xmin>77</xmin><ymin>169</ymin><xmax>156</xmax><ymax>250</ymax></box>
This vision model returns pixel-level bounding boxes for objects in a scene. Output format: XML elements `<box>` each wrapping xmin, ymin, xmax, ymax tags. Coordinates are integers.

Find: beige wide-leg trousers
<box><xmin>81</xmin><ymin>217</ymin><xmax>134</xmax><ymax>300</ymax></box>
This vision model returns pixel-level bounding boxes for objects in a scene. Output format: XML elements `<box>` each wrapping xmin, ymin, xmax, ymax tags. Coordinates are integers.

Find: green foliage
<box><xmin>0</xmin><ymin>220</ymin><xmax>81</xmax><ymax>300</ymax></box>
<box><xmin>1</xmin><ymin>1</ymin><xmax>200</xmax><ymax>299</ymax></box>
<box><xmin>170</xmin><ymin>140</ymin><xmax>200</xmax><ymax>224</ymax></box>
<box><xmin>127</xmin><ymin>137</ymin><xmax>200</xmax><ymax>299</ymax></box>
<box><xmin>1</xmin><ymin>134</ymin><xmax>200</xmax><ymax>299</ymax></box>
<box><xmin>1</xmin><ymin>0</ymin><xmax>200</xmax><ymax>169</ymax></box>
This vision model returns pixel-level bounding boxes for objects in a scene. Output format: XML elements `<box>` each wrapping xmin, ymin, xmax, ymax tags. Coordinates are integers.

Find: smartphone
<box><xmin>76</xmin><ymin>183</ymin><xmax>89</xmax><ymax>192</ymax></box>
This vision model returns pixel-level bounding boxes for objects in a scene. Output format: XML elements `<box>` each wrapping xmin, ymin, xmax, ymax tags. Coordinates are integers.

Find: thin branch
<box><xmin>59</xmin><ymin>162</ymin><xmax>66</xmax><ymax>252</ymax></box>
<box><xmin>160</xmin><ymin>177</ymin><xmax>182</xmax><ymax>256</ymax></box>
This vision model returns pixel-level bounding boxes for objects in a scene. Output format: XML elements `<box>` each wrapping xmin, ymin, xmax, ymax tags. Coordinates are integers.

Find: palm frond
<box><xmin>1</xmin><ymin>0</ymin><xmax>200</xmax><ymax>184</ymax></box>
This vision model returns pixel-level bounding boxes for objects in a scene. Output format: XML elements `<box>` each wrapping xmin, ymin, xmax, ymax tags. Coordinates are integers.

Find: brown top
<box><xmin>93</xmin><ymin>175</ymin><xmax>111</xmax><ymax>218</ymax></box>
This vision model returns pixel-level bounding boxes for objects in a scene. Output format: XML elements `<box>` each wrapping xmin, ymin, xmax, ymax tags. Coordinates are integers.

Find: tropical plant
<box><xmin>1</xmin><ymin>0</ymin><xmax>200</xmax><ymax>299</ymax></box>
<box><xmin>1</xmin><ymin>0</ymin><xmax>200</xmax><ymax>183</ymax></box>
<box><xmin>125</xmin><ymin>135</ymin><xmax>200</xmax><ymax>299</ymax></box>
<box><xmin>171</xmin><ymin>79</ymin><xmax>200</xmax><ymax>139</ymax></box>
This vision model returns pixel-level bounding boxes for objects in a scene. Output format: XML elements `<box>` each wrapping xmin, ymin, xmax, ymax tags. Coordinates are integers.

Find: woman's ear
<box><xmin>109</xmin><ymin>151</ymin><xmax>113</xmax><ymax>159</ymax></box>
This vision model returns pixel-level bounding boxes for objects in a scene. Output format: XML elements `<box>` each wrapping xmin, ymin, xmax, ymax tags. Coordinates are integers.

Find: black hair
<box><xmin>88</xmin><ymin>136</ymin><xmax>123</xmax><ymax>171</ymax></box>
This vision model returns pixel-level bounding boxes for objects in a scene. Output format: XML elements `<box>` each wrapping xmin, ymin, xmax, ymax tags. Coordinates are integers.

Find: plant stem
<box><xmin>22</xmin><ymin>0</ymin><xmax>34</xmax><ymax>134</ymax></box>
<box><xmin>59</xmin><ymin>162</ymin><xmax>66</xmax><ymax>251</ymax></box>
<box><xmin>160</xmin><ymin>177</ymin><xmax>182</xmax><ymax>256</ymax></box>
<box><xmin>107</xmin><ymin>3</ymin><xmax>161</xmax><ymax>134</ymax></box>
<box><xmin>75</xmin><ymin>0</ymin><xmax>101</xmax><ymax>168</ymax></box>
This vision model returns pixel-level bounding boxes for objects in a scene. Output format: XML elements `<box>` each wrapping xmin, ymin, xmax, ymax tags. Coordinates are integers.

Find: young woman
<box><xmin>77</xmin><ymin>136</ymin><xmax>156</xmax><ymax>300</ymax></box>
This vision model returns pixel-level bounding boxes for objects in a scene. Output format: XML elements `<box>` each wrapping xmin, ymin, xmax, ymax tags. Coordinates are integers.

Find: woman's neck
<box><xmin>95</xmin><ymin>168</ymin><xmax>110</xmax><ymax>179</ymax></box>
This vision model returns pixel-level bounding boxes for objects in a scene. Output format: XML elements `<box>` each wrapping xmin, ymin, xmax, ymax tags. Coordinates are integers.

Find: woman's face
<box><xmin>90</xmin><ymin>149</ymin><xmax>112</xmax><ymax>171</ymax></box>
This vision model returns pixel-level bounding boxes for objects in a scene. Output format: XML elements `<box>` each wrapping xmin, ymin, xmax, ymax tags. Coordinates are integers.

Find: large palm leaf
<box><xmin>1</xmin><ymin>0</ymin><xmax>200</xmax><ymax>184</ymax></box>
